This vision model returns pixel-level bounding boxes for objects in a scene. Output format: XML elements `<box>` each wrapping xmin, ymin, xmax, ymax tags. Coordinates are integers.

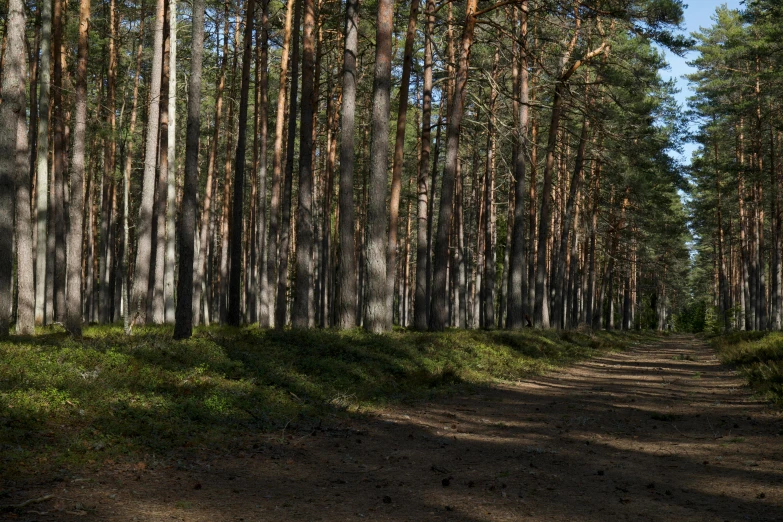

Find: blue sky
<box><xmin>662</xmin><ymin>0</ymin><xmax>744</xmax><ymax>163</ymax></box>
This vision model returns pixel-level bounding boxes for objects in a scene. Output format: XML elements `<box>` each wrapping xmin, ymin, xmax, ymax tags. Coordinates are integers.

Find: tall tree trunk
<box><xmin>16</xmin><ymin>92</ymin><xmax>33</xmax><ymax>335</ymax></box>
<box><xmin>34</xmin><ymin>0</ymin><xmax>52</xmax><ymax>326</ymax></box>
<box><xmin>99</xmin><ymin>0</ymin><xmax>118</xmax><ymax>324</ymax></box>
<box><xmin>386</xmin><ymin>0</ymin><xmax>420</xmax><ymax>326</ymax></box>
<box><xmin>228</xmin><ymin>0</ymin><xmax>256</xmax><ymax>326</ymax></box>
<box><xmin>337</xmin><ymin>0</ymin><xmax>359</xmax><ymax>329</ymax></box>
<box><xmin>131</xmin><ymin>0</ymin><xmax>166</xmax><ymax>326</ymax></box>
<box><xmin>552</xmin><ymin>118</ymin><xmax>588</xmax><ymax>329</ymax></box>
<box><xmin>173</xmin><ymin>0</ymin><xmax>205</xmax><ymax>339</ymax></box>
<box><xmin>255</xmin><ymin>0</ymin><xmax>270</xmax><ymax>327</ymax></box>
<box><xmin>52</xmin><ymin>0</ymin><xmax>66</xmax><ymax>322</ymax></box>
<box><xmin>585</xmin><ymin>157</ymin><xmax>600</xmax><ymax>328</ymax></box>
<box><xmin>121</xmin><ymin>0</ymin><xmax>146</xmax><ymax>331</ymax></box>
<box><xmin>363</xmin><ymin>0</ymin><xmax>394</xmax><ymax>333</ymax></box>
<box><xmin>456</xmin><ymin>163</ymin><xmax>467</xmax><ymax>328</ymax></box>
<box><xmin>413</xmin><ymin>0</ymin><xmax>434</xmax><ymax>330</ymax></box>
<box><xmin>533</xmin><ymin>30</ymin><xmax>607</xmax><ymax>328</ymax></box>
<box><xmin>481</xmin><ymin>53</ymin><xmax>499</xmax><ymax>330</ymax></box>
<box><xmin>715</xmin><ymin>137</ymin><xmax>730</xmax><ymax>331</ymax></box>
<box><xmin>291</xmin><ymin>0</ymin><xmax>316</xmax><ymax>327</ymax></box>
<box><xmin>507</xmin><ymin>1</ymin><xmax>528</xmax><ymax>329</ymax></box>
<box><xmin>65</xmin><ymin>0</ymin><xmax>90</xmax><ymax>336</ymax></box>
<box><xmin>164</xmin><ymin>0</ymin><xmax>177</xmax><ymax>323</ymax></box>
<box><xmin>319</xmin><ymin>80</ymin><xmax>339</xmax><ymax>327</ymax></box>
<box><xmin>266</xmin><ymin>0</ymin><xmax>295</xmax><ymax>328</ymax></box>
<box><xmin>0</xmin><ymin>0</ymin><xmax>28</xmax><ymax>336</ymax></box>
<box><xmin>193</xmin><ymin>10</ymin><xmax>229</xmax><ymax>325</ymax></box>
<box><xmin>429</xmin><ymin>0</ymin><xmax>479</xmax><ymax>331</ymax></box>
<box><xmin>426</xmin><ymin>102</ymin><xmax>445</xmax><ymax>323</ymax></box>
<box><xmin>274</xmin><ymin>0</ymin><xmax>302</xmax><ymax>328</ymax></box>
<box><xmin>151</xmin><ymin>0</ymin><xmax>171</xmax><ymax>324</ymax></box>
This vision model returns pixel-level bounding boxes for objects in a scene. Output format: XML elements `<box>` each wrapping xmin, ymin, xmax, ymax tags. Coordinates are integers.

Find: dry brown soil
<box><xmin>3</xmin><ymin>335</ymin><xmax>782</xmax><ymax>521</ymax></box>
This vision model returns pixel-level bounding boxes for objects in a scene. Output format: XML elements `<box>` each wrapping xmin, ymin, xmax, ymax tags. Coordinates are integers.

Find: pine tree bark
<box><xmin>267</xmin><ymin>0</ymin><xmax>295</xmax><ymax>327</ymax></box>
<box><xmin>337</xmin><ymin>0</ymin><xmax>359</xmax><ymax>329</ymax></box>
<box><xmin>292</xmin><ymin>0</ymin><xmax>316</xmax><ymax>328</ymax></box>
<box><xmin>552</xmin><ymin>118</ymin><xmax>588</xmax><ymax>329</ymax></box>
<box><xmin>585</xmin><ymin>158</ymin><xmax>600</xmax><ymax>328</ymax></box>
<box><xmin>15</xmin><ymin>68</ymin><xmax>33</xmax><ymax>335</ymax></box>
<box><xmin>131</xmin><ymin>0</ymin><xmax>167</xmax><ymax>326</ymax></box>
<box><xmin>430</xmin><ymin>0</ymin><xmax>479</xmax><ymax>331</ymax></box>
<box><xmin>256</xmin><ymin>0</ymin><xmax>270</xmax><ymax>326</ymax></box>
<box><xmin>228</xmin><ymin>0</ymin><xmax>256</xmax><ymax>326</ymax></box>
<box><xmin>164</xmin><ymin>0</ymin><xmax>177</xmax><ymax>323</ymax></box>
<box><xmin>173</xmin><ymin>0</ymin><xmax>205</xmax><ymax>339</ymax></box>
<box><xmin>413</xmin><ymin>0</ymin><xmax>434</xmax><ymax>330</ymax></box>
<box><xmin>98</xmin><ymin>0</ymin><xmax>119</xmax><ymax>324</ymax></box>
<box><xmin>52</xmin><ymin>0</ymin><xmax>66</xmax><ymax>322</ymax></box>
<box><xmin>122</xmin><ymin>0</ymin><xmax>146</xmax><ymax>332</ymax></box>
<box><xmin>34</xmin><ymin>0</ymin><xmax>52</xmax><ymax>326</ymax></box>
<box><xmin>507</xmin><ymin>1</ymin><xmax>528</xmax><ymax>329</ymax></box>
<box><xmin>363</xmin><ymin>0</ymin><xmax>394</xmax><ymax>333</ymax></box>
<box><xmin>0</xmin><ymin>0</ymin><xmax>27</xmax><ymax>336</ymax></box>
<box><xmin>151</xmin><ymin>0</ymin><xmax>171</xmax><ymax>324</ymax></box>
<box><xmin>274</xmin><ymin>0</ymin><xmax>302</xmax><ymax>328</ymax></box>
<box><xmin>193</xmin><ymin>10</ymin><xmax>229</xmax><ymax>325</ymax></box>
<box><xmin>386</xmin><ymin>0</ymin><xmax>420</xmax><ymax>327</ymax></box>
<box><xmin>534</xmin><ymin>26</ymin><xmax>607</xmax><ymax>328</ymax></box>
<box><xmin>65</xmin><ymin>0</ymin><xmax>90</xmax><ymax>336</ymax></box>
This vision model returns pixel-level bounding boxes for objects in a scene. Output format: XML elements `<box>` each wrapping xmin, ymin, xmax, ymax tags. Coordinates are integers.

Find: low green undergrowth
<box><xmin>711</xmin><ymin>331</ymin><xmax>783</xmax><ymax>406</ymax></box>
<box><xmin>1</xmin><ymin>326</ymin><xmax>653</xmax><ymax>478</ymax></box>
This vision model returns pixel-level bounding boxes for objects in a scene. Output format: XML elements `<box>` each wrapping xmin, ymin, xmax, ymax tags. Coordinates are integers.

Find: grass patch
<box><xmin>710</xmin><ymin>331</ymin><xmax>783</xmax><ymax>406</ymax></box>
<box><xmin>0</xmin><ymin>326</ymin><xmax>654</xmax><ymax>478</ymax></box>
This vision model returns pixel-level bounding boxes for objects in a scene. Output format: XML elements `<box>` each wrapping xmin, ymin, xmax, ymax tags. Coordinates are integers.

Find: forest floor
<box><xmin>2</xmin><ymin>334</ymin><xmax>782</xmax><ymax>521</ymax></box>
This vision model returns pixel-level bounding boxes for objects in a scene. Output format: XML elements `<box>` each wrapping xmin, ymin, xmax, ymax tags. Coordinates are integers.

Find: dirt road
<box><xmin>4</xmin><ymin>335</ymin><xmax>782</xmax><ymax>521</ymax></box>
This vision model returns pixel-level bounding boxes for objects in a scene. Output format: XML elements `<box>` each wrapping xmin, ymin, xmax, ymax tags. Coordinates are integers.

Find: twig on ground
<box><xmin>1</xmin><ymin>495</ymin><xmax>54</xmax><ymax>512</ymax></box>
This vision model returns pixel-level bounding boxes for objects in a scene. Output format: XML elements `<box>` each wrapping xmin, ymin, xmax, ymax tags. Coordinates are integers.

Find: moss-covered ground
<box><xmin>0</xmin><ymin>326</ymin><xmax>656</xmax><ymax>478</ymax></box>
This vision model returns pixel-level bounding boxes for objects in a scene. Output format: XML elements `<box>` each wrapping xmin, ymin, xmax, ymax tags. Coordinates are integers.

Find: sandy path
<box><xmin>4</xmin><ymin>335</ymin><xmax>782</xmax><ymax>521</ymax></box>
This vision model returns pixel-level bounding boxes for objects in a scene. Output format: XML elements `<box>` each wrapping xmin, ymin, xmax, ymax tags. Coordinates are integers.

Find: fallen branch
<box><xmin>1</xmin><ymin>495</ymin><xmax>54</xmax><ymax>512</ymax></box>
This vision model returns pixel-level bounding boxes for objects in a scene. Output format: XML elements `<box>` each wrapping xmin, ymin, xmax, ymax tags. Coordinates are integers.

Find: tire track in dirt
<box><xmin>4</xmin><ymin>335</ymin><xmax>782</xmax><ymax>521</ymax></box>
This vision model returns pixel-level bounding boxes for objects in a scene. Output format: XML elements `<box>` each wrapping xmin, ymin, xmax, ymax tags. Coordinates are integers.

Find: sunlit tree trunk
<box><xmin>151</xmin><ymin>0</ymin><xmax>171</xmax><ymax>324</ymax></box>
<box><xmin>363</xmin><ymin>0</ymin><xmax>394</xmax><ymax>333</ymax></box>
<box><xmin>164</xmin><ymin>0</ymin><xmax>177</xmax><ymax>324</ymax></box>
<box><xmin>121</xmin><ymin>1</ymin><xmax>146</xmax><ymax>330</ymax></box>
<box><xmin>34</xmin><ymin>0</ymin><xmax>52</xmax><ymax>326</ymax></box>
<box><xmin>131</xmin><ymin>0</ymin><xmax>166</xmax><ymax>326</ymax></box>
<box><xmin>386</xmin><ymin>0</ymin><xmax>420</xmax><ymax>327</ymax></box>
<box><xmin>266</xmin><ymin>0</ymin><xmax>295</xmax><ymax>328</ymax></box>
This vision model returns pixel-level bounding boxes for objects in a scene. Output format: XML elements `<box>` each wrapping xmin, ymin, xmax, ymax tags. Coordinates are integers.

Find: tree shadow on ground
<box><xmin>2</xmin><ymin>335</ymin><xmax>781</xmax><ymax>521</ymax></box>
